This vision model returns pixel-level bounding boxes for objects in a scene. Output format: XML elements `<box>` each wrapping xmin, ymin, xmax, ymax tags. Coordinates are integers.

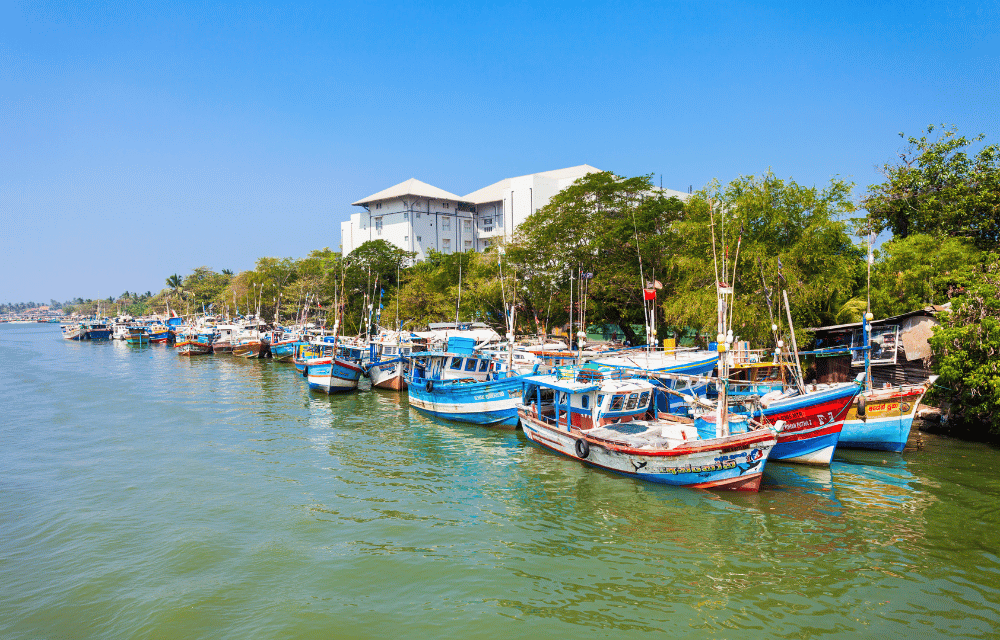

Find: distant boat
<box><xmin>126</xmin><ymin>326</ymin><xmax>150</xmax><ymax>345</ymax></box>
<box><xmin>175</xmin><ymin>330</ymin><xmax>214</xmax><ymax>356</ymax></box>
<box><xmin>148</xmin><ymin>325</ymin><xmax>171</xmax><ymax>344</ymax></box>
<box><xmin>306</xmin><ymin>355</ymin><xmax>365</xmax><ymax>393</ymax></box>
<box><xmin>268</xmin><ymin>330</ymin><xmax>302</xmax><ymax>362</ymax></box>
<box><xmin>211</xmin><ymin>324</ymin><xmax>238</xmax><ymax>353</ymax></box>
<box><xmin>62</xmin><ymin>321</ymin><xmax>112</xmax><ymax>341</ymax></box>
<box><xmin>366</xmin><ymin>333</ymin><xmax>427</xmax><ymax>391</ymax></box>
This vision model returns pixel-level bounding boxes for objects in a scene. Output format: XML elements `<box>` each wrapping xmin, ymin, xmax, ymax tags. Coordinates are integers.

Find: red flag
<box><xmin>643</xmin><ymin>289</ymin><xmax>656</xmax><ymax>300</ymax></box>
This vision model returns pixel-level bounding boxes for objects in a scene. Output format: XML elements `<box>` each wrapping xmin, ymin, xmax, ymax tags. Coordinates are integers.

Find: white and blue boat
<box><xmin>406</xmin><ymin>336</ymin><xmax>534</xmax><ymax>427</ymax></box>
<box><xmin>304</xmin><ymin>339</ymin><xmax>367</xmax><ymax>394</ymax></box>
<box><xmin>518</xmin><ymin>364</ymin><xmax>779</xmax><ymax>491</ymax></box>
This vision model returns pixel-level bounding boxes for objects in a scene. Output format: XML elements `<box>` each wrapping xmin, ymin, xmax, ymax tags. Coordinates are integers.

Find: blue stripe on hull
<box><xmin>308</xmin><ymin>382</ymin><xmax>357</xmax><ymax>393</ymax></box>
<box><xmin>407</xmin><ymin>376</ymin><xmax>524</xmax><ymax>426</ymax></box>
<box><xmin>769</xmin><ymin>430</ymin><xmax>840</xmax><ymax>461</ymax></box>
<box><xmin>838</xmin><ymin>417</ymin><xmax>913</xmax><ymax>453</ymax></box>
<box><xmin>409</xmin><ymin>404</ymin><xmax>519</xmax><ymax>426</ymax></box>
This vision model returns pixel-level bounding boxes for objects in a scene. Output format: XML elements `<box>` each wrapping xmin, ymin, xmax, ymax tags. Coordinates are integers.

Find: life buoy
<box><xmin>426</xmin><ymin>380</ymin><xmax>434</xmax><ymax>392</ymax></box>
<box><xmin>575</xmin><ymin>438</ymin><xmax>590</xmax><ymax>459</ymax></box>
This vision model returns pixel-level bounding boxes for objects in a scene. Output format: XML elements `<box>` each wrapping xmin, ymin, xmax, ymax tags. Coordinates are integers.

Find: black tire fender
<box><xmin>426</xmin><ymin>380</ymin><xmax>434</xmax><ymax>392</ymax></box>
<box><xmin>575</xmin><ymin>438</ymin><xmax>590</xmax><ymax>459</ymax></box>
<box><xmin>856</xmin><ymin>394</ymin><xmax>867</xmax><ymax>419</ymax></box>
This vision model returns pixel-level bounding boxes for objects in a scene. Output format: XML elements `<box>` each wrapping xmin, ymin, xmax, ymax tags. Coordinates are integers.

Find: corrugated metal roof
<box><xmin>352</xmin><ymin>178</ymin><xmax>467</xmax><ymax>206</ymax></box>
<box><xmin>808</xmin><ymin>306</ymin><xmax>945</xmax><ymax>333</ymax></box>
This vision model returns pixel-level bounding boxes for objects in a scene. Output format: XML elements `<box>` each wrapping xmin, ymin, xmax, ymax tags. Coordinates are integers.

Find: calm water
<box><xmin>2</xmin><ymin>324</ymin><xmax>999</xmax><ymax>639</ymax></box>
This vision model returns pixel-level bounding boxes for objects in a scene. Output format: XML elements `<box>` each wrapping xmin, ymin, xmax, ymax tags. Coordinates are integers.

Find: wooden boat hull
<box><xmin>368</xmin><ymin>357</ymin><xmax>408</xmax><ymax>391</ymax></box>
<box><xmin>176</xmin><ymin>341</ymin><xmax>212</xmax><ymax>355</ymax></box>
<box><xmin>520</xmin><ymin>411</ymin><xmax>777</xmax><ymax>490</ymax></box>
<box><xmin>233</xmin><ymin>341</ymin><xmax>266</xmax><ymax>358</ymax></box>
<box><xmin>407</xmin><ymin>375</ymin><xmax>525</xmax><ymax>426</ymax></box>
<box><xmin>756</xmin><ymin>383</ymin><xmax>861</xmax><ymax>465</ymax></box>
<box><xmin>307</xmin><ymin>357</ymin><xmax>364</xmax><ymax>393</ymax></box>
<box><xmin>838</xmin><ymin>383</ymin><xmax>930</xmax><ymax>452</ymax></box>
<box><xmin>148</xmin><ymin>329</ymin><xmax>171</xmax><ymax>343</ymax></box>
<box><xmin>212</xmin><ymin>341</ymin><xmax>234</xmax><ymax>353</ymax></box>
<box><xmin>269</xmin><ymin>340</ymin><xmax>301</xmax><ymax>362</ymax></box>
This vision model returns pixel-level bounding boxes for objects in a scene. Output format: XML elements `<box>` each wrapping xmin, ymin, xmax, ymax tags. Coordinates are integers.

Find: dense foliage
<box><xmin>928</xmin><ymin>253</ymin><xmax>1000</xmax><ymax>436</ymax></box>
<box><xmin>863</xmin><ymin>125</ymin><xmax>1000</xmax><ymax>251</ymax></box>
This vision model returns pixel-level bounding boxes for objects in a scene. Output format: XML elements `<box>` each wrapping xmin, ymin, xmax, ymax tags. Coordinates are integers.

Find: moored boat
<box><xmin>306</xmin><ymin>355</ymin><xmax>365</xmax><ymax>393</ymax></box>
<box><xmin>175</xmin><ymin>329</ymin><xmax>214</xmax><ymax>356</ymax></box>
<box><xmin>838</xmin><ymin>378</ymin><xmax>935</xmax><ymax>452</ymax></box>
<box><xmin>750</xmin><ymin>375</ymin><xmax>864</xmax><ymax>465</ymax></box>
<box><xmin>406</xmin><ymin>336</ymin><xmax>531</xmax><ymax>426</ymax></box>
<box><xmin>518</xmin><ymin>364</ymin><xmax>779</xmax><ymax>490</ymax></box>
<box><xmin>126</xmin><ymin>325</ymin><xmax>150</xmax><ymax>345</ymax></box>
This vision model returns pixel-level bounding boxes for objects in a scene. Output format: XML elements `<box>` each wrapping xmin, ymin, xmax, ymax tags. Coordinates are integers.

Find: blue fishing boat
<box><xmin>838</xmin><ymin>379</ymin><xmax>934</xmax><ymax>452</ymax></box>
<box><xmin>62</xmin><ymin>321</ymin><xmax>112</xmax><ymax>341</ymax></box>
<box><xmin>406</xmin><ymin>336</ymin><xmax>534</xmax><ymax>427</ymax></box>
<box><xmin>518</xmin><ymin>364</ymin><xmax>779</xmax><ymax>491</ymax></box>
<box><xmin>126</xmin><ymin>325</ymin><xmax>150</xmax><ymax>345</ymax></box>
<box><xmin>175</xmin><ymin>329</ymin><xmax>214</xmax><ymax>355</ymax></box>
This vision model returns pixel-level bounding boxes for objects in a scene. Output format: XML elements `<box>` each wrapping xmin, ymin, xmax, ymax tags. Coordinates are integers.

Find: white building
<box><xmin>340</xmin><ymin>165</ymin><xmax>689</xmax><ymax>259</ymax></box>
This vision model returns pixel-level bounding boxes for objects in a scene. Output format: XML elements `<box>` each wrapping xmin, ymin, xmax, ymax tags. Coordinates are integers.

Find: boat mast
<box><xmin>709</xmin><ymin>199</ymin><xmax>730</xmax><ymax>438</ymax></box>
<box><xmin>864</xmin><ymin>226</ymin><xmax>874</xmax><ymax>392</ymax></box>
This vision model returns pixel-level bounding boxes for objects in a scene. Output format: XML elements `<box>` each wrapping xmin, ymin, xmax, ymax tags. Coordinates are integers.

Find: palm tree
<box><xmin>166</xmin><ymin>274</ymin><xmax>185</xmax><ymax>315</ymax></box>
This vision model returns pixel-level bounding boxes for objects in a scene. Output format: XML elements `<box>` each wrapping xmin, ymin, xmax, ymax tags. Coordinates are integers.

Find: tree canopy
<box><xmin>863</xmin><ymin>125</ymin><xmax>1000</xmax><ymax>251</ymax></box>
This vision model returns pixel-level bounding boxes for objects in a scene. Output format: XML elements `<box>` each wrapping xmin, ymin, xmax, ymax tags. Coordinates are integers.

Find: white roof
<box><xmin>352</xmin><ymin>178</ymin><xmax>466</xmax><ymax>206</ymax></box>
<box><xmin>462</xmin><ymin>164</ymin><xmax>602</xmax><ymax>204</ymax></box>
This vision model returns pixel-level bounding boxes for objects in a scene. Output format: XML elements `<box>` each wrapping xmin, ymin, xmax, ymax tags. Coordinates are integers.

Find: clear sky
<box><xmin>3</xmin><ymin>0</ymin><xmax>998</xmax><ymax>303</ymax></box>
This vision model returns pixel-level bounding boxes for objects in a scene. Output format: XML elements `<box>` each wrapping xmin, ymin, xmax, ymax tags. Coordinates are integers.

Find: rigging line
<box><xmin>629</xmin><ymin>193</ymin><xmax>649</xmax><ymax>346</ymax></box>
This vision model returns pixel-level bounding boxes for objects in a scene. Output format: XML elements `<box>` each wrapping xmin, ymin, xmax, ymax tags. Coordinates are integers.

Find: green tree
<box><xmin>661</xmin><ymin>171</ymin><xmax>861</xmax><ymax>348</ymax></box>
<box><xmin>509</xmin><ymin>171</ymin><xmax>684</xmax><ymax>343</ymax></box>
<box><xmin>863</xmin><ymin>125</ymin><xmax>1000</xmax><ymax>251</ymax></box>
<box><xmin>869</xmin><ymin>234</ymin><xmax>982</xmax><ymax>317</ymax></box>
<box><xmin>929</xmin><ymin>252</ymin><xmax>1000</xmax><ymax>436</ymax></box>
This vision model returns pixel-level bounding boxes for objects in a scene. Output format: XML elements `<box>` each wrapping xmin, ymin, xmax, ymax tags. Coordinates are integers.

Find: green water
<box><xmin>2</xmin><ymin>324</ymin><xmax>999</xmax><ymax>639</ymax></box>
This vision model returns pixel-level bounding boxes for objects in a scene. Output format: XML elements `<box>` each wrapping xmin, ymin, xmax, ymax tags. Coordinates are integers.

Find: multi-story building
<box><xmin>340</xmin><ymin>165</ymin><xmax>688</xmax><ymax>259</ymax></box>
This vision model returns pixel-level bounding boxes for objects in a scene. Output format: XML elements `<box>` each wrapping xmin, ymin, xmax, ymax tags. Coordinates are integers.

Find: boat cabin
<box><xmin>521</xmin><ymin>365</ymin><xmax>656</xmax><ymax>431</ymax></box>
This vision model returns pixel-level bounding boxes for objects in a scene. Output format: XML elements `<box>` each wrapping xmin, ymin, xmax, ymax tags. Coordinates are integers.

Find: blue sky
<box><xmin>3</xmin><ymin>0</ymin><xmax>998</xmax><ymax>303</ymax></box>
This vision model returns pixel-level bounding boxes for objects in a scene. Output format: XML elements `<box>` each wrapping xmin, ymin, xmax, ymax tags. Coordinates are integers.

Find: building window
<box><xmin>416</xmin><ymin>211</ymin><xmax>421</xmax><ymax>218</ymax></box>
<box><xmin>442</xmin><ymin>216</ymin><xmax>451</xmax><ymax>231</ymax></box>
<box><xmin>464</xmin><ymin>240</ymin><xmax>472</xmax><ymax>251</ymax></box>
<box><xmin>404</xmin><ymin>236</ymin><xmax>409</xmax><ymax>242</ymax></box>
<box><xmin>375</xmin><ymin>203</ymin><xmax>382</xmax><ymax>210</ymax></box>
<box><xmin>404</xmin><ymin>212</ymin><xmax>409</xmax><ymax>221</ymax></box>
<box><xmin>416</xmin><ymin>236</ymin><xmax>421</xmax><ymax>242</ymax></box>
<box><xmin>442</xmin><ymin>238</ymin><xmax>451</xmax><ymax>253</ymax></box>
<box><xmin>375</xmin><ymin>217</ymin><xmax>383</xmax><ymax>234</ymax></box>
<box><xmin>483</xmin><ymin>217</ymin><xmax>493</xmax><ymax>232</ymax></box>
<box><xmin>443</xmin><ymin>202</ymin><xmax>449</xmax><ymax>209</ymax></box>
<box><xmin>463</xmin><ymin>219</ymin><xmax>472</xmax><ymax>233</ymax></box>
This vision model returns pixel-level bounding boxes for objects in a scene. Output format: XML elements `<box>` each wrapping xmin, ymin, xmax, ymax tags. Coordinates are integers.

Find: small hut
<box><xmin>807</xmin><ymin>306</ymin><xmax>945</xmax><ymax>386</ymax></box>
